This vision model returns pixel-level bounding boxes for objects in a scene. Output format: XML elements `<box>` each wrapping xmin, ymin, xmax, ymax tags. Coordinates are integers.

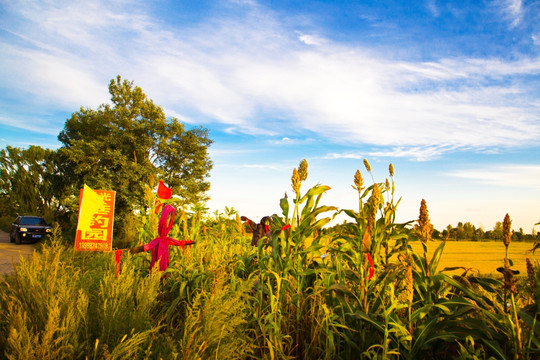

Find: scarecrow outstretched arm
<box><xmin>241</xmin><ymin>216</ymin><xmax>257</xmax><ymax>231</ymax></box>
<box><xmin>168</xmin><ymin>239</ymin><xmax>195</xmax><ymax>247</ymax></box>
<box><xmin>124</xmin><ymin>238</ymin><xmax>193</xmax><ymax>254</ymax></box>
<box><xmin>129</xmin><ymin>246</ymin><xmax>145</xmax><ymax>254</ymax></box>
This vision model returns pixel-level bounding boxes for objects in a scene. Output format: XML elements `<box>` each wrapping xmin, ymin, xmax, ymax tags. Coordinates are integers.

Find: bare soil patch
<box><xmin>0</xmin><ymin>230</ymin><xmax>37</xmax><ymax>275</ymax></box>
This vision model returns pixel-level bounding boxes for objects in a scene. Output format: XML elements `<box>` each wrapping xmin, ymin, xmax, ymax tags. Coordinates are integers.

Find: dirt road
<box><xmin>0</xmin><ymin>230</ymin><xmax>37</xmax><ymax>275</ymax></box>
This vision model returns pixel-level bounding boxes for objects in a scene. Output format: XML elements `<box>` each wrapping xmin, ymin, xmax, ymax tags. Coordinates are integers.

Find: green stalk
<box><xmin>510</xmin><ymin>293</ymin><xmax>523</xmax><ymax>359</ymax></box>
<box><xmin>504</xmin><ymin>246</ymin><xmax>509</xmax><ymax>314</ymax></box>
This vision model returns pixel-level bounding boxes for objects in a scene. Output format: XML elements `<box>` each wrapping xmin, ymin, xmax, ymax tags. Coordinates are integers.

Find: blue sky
<box><xmin>1</xmin><ymin>0</ymin><xmax>539</xmax><ymax>232</ymax></box>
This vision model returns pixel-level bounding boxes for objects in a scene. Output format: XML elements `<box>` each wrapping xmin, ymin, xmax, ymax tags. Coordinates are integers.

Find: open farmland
<box><xmin>409</xmin><ymin>240</ymin><xmax>539</xmax><ymax>275</ymax></box>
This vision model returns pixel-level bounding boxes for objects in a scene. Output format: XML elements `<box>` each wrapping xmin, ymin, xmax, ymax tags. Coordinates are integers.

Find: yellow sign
<box><xmin>75</xmin><ymin>185</ymin><xmax>116</xmax><ymax>251</ymax></box>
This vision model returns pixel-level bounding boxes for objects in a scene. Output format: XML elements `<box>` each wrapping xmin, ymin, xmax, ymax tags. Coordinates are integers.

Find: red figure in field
<box><xmin>128</xmin><ymin>204</ymin><xmax>194</xmax><ymax>272</ymax></box>
<box><xmin>115</xmin><ymin>181</ymin><xmax>194</xmax><ymax>276</ymax></box>
<box><xmin>241</xmin><ymin>216</ymin><xmax>272</xmax><ymax>246</ymax></box>
<box><xmin>145</xmin><ymin>204</ymin><xmax>194</xmax><ymax>271</ymax></box>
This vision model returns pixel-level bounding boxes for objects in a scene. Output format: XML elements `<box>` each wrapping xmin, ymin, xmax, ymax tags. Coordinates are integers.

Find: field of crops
<box><xmin>0</xmin><ymin>161</ymin><xmax>538</xmax><ymax>359</ymax></box>
<box><xmin>409</xmin><ymin>241</ymin><xmax>538</xmax><ymax>276</ymax></box>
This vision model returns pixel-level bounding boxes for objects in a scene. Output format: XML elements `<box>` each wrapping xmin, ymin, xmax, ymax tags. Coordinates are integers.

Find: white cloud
<box><xmin>426</xmin><ymin>0</ymin><xmax>440</xmax><ymax>18</ymax></box>
<box><xmin>322</xmin><ymin>152</ymin><xmax>364</xmax><ymax>160</ymax></box>
<box><xmin>324</xmin><ymin>145</ymin><xmax>465</xmax><ymax>162</ymax></box>
<box><xmin>368</xmin><ymin>146</ymin><xmax>458</xmax><ymax>162</ymax></box>
<box><xmin>0</xmin><ymin>114</ymin><xmax>61</xmax><ymax>136</ymax></box>
<box><xmin>0</xmin><ymin>45</ymin><xmax>107</xmax><ymax>109</ymax></box>
<box><xmin>1</xmin><ymin>0</ymin><xmax>540</xmax><ymax>160</ymax></box>
<box><xmin>501</xmin><ymin>0</ymin><xmax>523</xmax><ymax>28</ymax></box>
<box><xmin>447</xmin><ymin>165</ymin><xmax>540</xmax><ymax>189</ymax></box>
<box><xmin>298</xmin><ymin>33</ymin><xmax>325</xmax><ymax>46</ymax></box>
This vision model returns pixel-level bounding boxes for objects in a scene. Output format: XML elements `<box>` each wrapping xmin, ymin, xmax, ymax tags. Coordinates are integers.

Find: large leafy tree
<box><xmin>57</xmin><ymin>76</ymin><xmax>213</xmax><ymax>234</ymax></box>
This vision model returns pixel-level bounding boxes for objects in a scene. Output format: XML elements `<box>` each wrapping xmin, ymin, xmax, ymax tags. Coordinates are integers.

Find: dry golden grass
<box><xmin>409</xmin><ymin>240</ymin><xmax>540</xmax><ymax>275</ymax></box>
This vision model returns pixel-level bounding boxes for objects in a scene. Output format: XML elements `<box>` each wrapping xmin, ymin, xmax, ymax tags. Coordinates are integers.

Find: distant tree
<box><xmin>441</xmin><ymin>228</ymin><xmax>448</xmax><ymax>239</ymax></box>
<box><xmin>445</xmin><ymin>224</ymin><xmax>456</xmax><ymax>240</ymax></box>
<box><xmin>0</xmin><ymin>146</ymin><xmax>68</xmax><ymax>228</ymax></box>
<box><xmin>456</xmin><ymin>222</ymin><xmax>464</xmax><ymax>239</ymax></box>
<box><xmin>475</xmin><ymin>227</ymin><xmax>485</xmax><ymax>241</ymax></box>
<box><xmin>463</xmin><ymin>222</ymin><xmax>475</xmax><ymax>240</ymax></box>
<box><xmin>492</xmin><ymin>221</ymin><xmax>503</xmax><ymax>240</ymax></box>
<box><xmin>57</xmin><ymin>76</ymin><xmax>213</xmax><ymax>237</ymax></box>
<box><xmin>513</xmin><ymin>228</ymin><xmax>524</xmax><ymax>242</ymax></box>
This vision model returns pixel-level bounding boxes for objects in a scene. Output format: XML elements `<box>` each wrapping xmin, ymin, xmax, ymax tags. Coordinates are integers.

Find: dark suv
<box><xmin>10</xmin><ymin>216</ymin><xmax>52</xmax><ymax>244</ymax></box>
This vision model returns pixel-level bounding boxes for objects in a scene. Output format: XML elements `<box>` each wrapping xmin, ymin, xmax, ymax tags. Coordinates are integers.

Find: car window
<box><xmin>20</xmin><ymin>217</ymin><xmax>47</xmax><ymax>226</ymax></box>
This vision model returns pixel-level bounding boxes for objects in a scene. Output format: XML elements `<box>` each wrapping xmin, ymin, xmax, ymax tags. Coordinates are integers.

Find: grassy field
<box><xmin>409</xmin><ymin>240</ymin><xmax>539</xmax><ymax>275</ymax></box>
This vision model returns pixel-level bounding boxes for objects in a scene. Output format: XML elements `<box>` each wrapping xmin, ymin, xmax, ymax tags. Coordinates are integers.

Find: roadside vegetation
<box><xmin>1</xmin><ymin>159</ymin><xmax>539</xmax><ymax>359</ymax></box>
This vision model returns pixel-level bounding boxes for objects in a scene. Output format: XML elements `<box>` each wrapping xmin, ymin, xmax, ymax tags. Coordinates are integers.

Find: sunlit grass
<box><xmin>408</xmin><ymin>240</ymin><xmax>539</xmax><ymax>275</ymax></box>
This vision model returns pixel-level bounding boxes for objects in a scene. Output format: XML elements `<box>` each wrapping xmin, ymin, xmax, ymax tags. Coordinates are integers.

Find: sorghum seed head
<box><xmin>389</xmin><ymin>163</ymin><xmax>394</xmax><ymax>177</ymax></box>
<box><xmin>235</xmin><ymin>213</ymin><xmax>244</xmax><ymax>233</ymax></box>
<box><xmin>503</xmin><ymin>268</ymin><xmax>517</xmax><ymax>294</ymax></box>
<box><xmin>366</xmin><ymin>183</ymin><xmax>381</xmax><ymax>236</ymax></box>
<box><xmin>404</xmin><ymin>266</ymin><xmax>414</xmax><ymax>304</ymax></box>
<box><xmin>503</xmin><ymin>213</ymin><xmax>512</xmax><ymax>248</ymax></box>
<box><xmin>417</xmin><ymin>199</ymin><xmax>432</xmax><ymax>242</ymax></box>
<box><xmin>371</xmin><ymin>183</ymin><xmax>381</xmax><ymax>208</ymax></box>
<box><xmin>298</xmin><ymin>159</ymin><xmax>308</xmax><ymax>181</ymax></box>
<box><xmin>398</xmin><ymin>265</ymin><xmax>414</xmax><ymax>306</ymax></box>
<box><xmin>292</xmin><ymin>168</ymin><xmax>301</xmax><ymax>194</ymax></box>
<box><xmin>363</xmin><ymin>158</ymin><xmax>372</xmax><ymax>172</ymax></box>
<box><xmin>353</xmin><ymin>169</ymin><xmax>364</xmax><ymax>191</ymax></box>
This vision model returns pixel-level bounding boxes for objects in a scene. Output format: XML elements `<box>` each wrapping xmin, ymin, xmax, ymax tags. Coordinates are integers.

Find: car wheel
<box><xmin>15</xmin><ymin>234</ymin><xmax>21</xmax><ymax>245</ymax></box>
<box><xmin>9</xmin><ymin>232</ymin><xmax>15</xmax><ymax>243</ymax></box>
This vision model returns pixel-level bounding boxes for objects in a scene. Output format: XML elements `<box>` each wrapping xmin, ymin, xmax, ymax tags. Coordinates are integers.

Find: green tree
<box><xmin>492</xmin><ymin>221</ymin><xmax>503</xmax><ymax>240</ymax></box>
<box><xmin>57</xmin><ymin>76</ymin><xmax>213</xmax><ymax>238</ymax></box>
<box><xmin>463</xmin><ymin>221</ymin><xmax>475</xmax><ymax>240</ymax></box>
<box><xmin>475</xmin><ymin>227</ymin><xmax>485</xmax><ymax>241</ymax></box>
<box><xmin>0</xmin><ymin>146</ymin><xmax>67</xmax><ymax>228</ymax></box>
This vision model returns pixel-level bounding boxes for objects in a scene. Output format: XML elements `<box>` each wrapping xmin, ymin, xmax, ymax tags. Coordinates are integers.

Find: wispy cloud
<box><xmin>500</xmin><ymin>0</ymin><xmax>523</xmax><ymax>28</ymax></box>
<box><xmin>323</xmin><ymin>152</ymin><xmax>366</xmax><ymax>160</ymax></box>
<box><xmin>324</xmin><ymin>145</ymin><xmax>464</xmax><ymax>162</ymax></box>
<box><xmin>447</xmin><ymin>165</ymin><xmax>540</xmax><ymax>189</ymax></box>
<box><xmin>368</xmin><ymin>146</ymin><xmax>460</xmax><ymax>162</ymax></box>
<box><xmin>297</xmin><ymin>32</ymin><xmax>325</xmax><ymax>46</ymax></box>
<box><xmin>1</xmin><ymin>0</ymin><xmax>539</xmax><ymax>160</ymax></box>
<box><xmin>426</xmin><ymin>0</ymin><xmax>440</xmax><ymax>18</ymax></box>
<box><xmin>0</xmin><ymin>114</ymin><xmax>61</xmax><ymax>136</ymax></box>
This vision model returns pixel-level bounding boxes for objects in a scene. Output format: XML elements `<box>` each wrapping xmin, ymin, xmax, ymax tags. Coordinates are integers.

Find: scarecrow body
<box><xmin>241</xmin><ymin>216</ymin><xmax>271</xmax><ymax>246</ymax></box>
<box><xmin>146</xmin><ymin>204</ymin><xmax>193</xmax><ymax>271</ymax></box>
<box><xmin>114</xmin><ymin>181</ymin><xmax>193</xmax><ymax>276</ymax></box>
<box><xmin>126</xmin><ymin>204</ymin><xmax>193</xmax><ymax>272</ymax></box>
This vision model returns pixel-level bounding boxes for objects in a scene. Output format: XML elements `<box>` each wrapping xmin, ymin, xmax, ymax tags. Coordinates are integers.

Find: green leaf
<box><xmin>428</xmin><ymin>241</ymin><xmax>446</xmax><ymax>275</ymax></box>
<box><xmin>469</xmin><ymin>276</ymin><xmax>502</xmax><ymax>293</ymax></box>
<box><xmin>480</xmin><ymin>339</ymin><xmax>507</xmax><ymax>360</ymax></box>
<box><xmin>298</xmin><ymin>184</ymin><xmax>331</xmax><ymax>204</ymax></box>
<box><xmin>280</xmin><ymin>194</ymin><xmax>289</xmax><ymax>219</ymax></box>
<box><xmin>518</xmin><ymin>311</ymin><xmax>540</xmax><ymax>338</ymax></box>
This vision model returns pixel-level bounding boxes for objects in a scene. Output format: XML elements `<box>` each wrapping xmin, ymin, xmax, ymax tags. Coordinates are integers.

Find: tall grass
<box><xmin>0</xmin><ymin>160</ymin><xmax>539</xmax><ymax>359</ymax></box>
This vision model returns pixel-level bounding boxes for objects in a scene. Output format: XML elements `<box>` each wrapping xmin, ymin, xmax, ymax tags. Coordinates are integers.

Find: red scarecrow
<box><xmin>115</xmin><ymin>181</ymin><xmax>194</xmax><ymax>275</ymax></box>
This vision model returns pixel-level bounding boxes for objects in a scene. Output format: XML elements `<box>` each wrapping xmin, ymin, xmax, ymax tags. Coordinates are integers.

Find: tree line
<box><xmin>0</xmin><ymin>76</ymin><xmax>213</xmax><ymax>245</ymax></box>
<box><xmin>435</xmin><ymin>221</ymin><xmax>539</xmax><ymax>241</ymax></box>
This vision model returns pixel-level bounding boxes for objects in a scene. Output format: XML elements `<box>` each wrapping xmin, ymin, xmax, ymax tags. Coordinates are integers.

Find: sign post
<box><xmin>75</xmin><ymin>185</ymin><xmax>116</xmax><ymax>251</ymax></box>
